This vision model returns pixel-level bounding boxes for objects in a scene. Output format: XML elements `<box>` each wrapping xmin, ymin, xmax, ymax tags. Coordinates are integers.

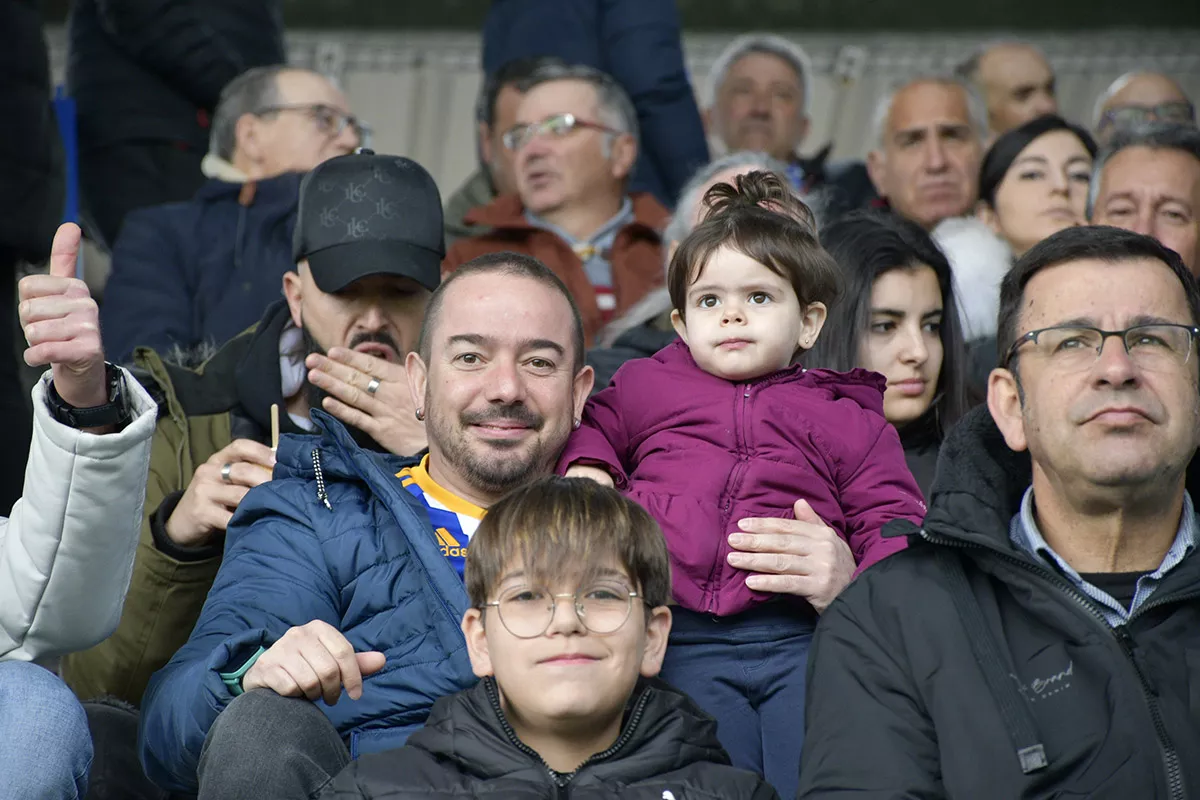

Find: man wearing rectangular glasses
<box><xmin>443</xmin><ymin>63</ymin><xmax>670</xmax><ymax>346</ymax></box>
<box><xmin>101</xmin><ymin>65</ymin><xmax>365</xmax><ymax>366</ymax></box>
<box><xmin>1093</xmin><ymin>70</ymin><xmax>1195</xmax><ymax>146</ymax></box>
<box><xmin>799</xmin><ymin>224</ymin><xmax>1200</xmax><ymax>798</ymax></box>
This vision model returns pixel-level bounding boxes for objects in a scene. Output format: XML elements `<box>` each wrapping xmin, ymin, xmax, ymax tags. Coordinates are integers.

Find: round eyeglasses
<box><xmin>482</xmin><ymin>582</ymin><xmax>644</xmax><ymax>639</ymax></box>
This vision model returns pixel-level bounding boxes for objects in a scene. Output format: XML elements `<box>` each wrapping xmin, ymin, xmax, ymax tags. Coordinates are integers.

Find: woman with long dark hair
<box><xmin>805</xmin><ymin>211</ymin><xmax>973</xmax><ymax>498</ymax></box>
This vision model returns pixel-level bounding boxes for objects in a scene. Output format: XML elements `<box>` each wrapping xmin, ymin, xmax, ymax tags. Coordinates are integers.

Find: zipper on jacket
<box><xmin>484</xmin><ymin>678</ymin><xmax>653</xmax><ymax>795</ymax></box>
<box><xmin>311</xmin><ymin>448</ymin><xmax>333</xmax><ymax>510</ymax></box>
<box><xmin>706</xmin><ymin>385</ymin><xmax>754</xmax><ymax>612</ymax></box>
<box><xmin>920</xmin><ymin>528</ymin><xmax>1189</xmax><ymax>800</ymax></box>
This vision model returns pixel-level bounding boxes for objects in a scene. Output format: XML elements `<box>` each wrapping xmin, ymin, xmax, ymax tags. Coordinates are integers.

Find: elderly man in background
<box><xmin>443</xmin><ymin>56</ymin><xmax>565</xmax><ymax>247</ymax></box>
<box><xmin>1090</xmin><ymin>122</ymin><xmax>1200</xmax><ymax>274</ymax></box>
<box><xmin>1093</xmin><ymin>71</ymin><xmax>1195</xmax><ymax>145</ymax></box>
<box><xmin>867</xmin><ymin>74</ymin><xmax>986</xmax><ymax>231</ymax></box>
<box><xmin>956</xmin><ymin>40</ymin><xmax>1058</xmax><ymax>138</ymax></box>
<box><xmin>444</xmin><ymin>63</ymin><xmax>670</xmax><ymax>344</ymax></box>
<box><xmin>703</xmin><ymin>33</ymin><xmax>876</xmax><ymax>220</ymax></box>
<box><xmin>68</xmin><ymin>0</ymin><xmax>286</xmax><ymax>249</ymax></box>
<box><xmin>100</xmin><ymin>65</ymin><xmax>364</xmax><ymax>364</ymax></box>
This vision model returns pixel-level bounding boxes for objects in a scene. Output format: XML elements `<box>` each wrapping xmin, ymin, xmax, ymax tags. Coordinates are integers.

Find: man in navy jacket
<box><xmin>100</xmin><ymin>65</ymin><xmax>362</xmax><ymax>365</ymax></box>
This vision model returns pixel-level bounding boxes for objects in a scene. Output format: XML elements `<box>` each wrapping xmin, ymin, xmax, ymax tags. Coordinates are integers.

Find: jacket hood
<box><xmin>464</xmin><ymin>192</ymin><xmax>671</xmax><ymax>233</ymax></box>
<box><xmin>407</xmin><ymin>677</ymin><xmax>730</xmax><ymax>784</ymax></box>
<box><xmin>657</xmin><ymin>339</ymin><xmax>887</xmax><ymax>414</ymax></box>
<box><xmin>923</xmin><ymin>404</ymin><xmax>1200</xmax><ymax>549</ymax></box>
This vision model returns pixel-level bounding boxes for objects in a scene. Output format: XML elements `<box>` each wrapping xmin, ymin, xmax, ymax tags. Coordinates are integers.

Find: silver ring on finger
<box><xmin>366</xmin><ymin>377</ymin><xmax>381</xmax><ymax>396</ymax></box>
<box><xmin>221</xmin><ymin>462</ymin><xmax>233</xmax><ymax>484</ymax></box>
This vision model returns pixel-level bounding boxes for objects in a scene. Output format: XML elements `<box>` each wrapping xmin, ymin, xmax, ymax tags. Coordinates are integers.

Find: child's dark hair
<box><xmin>465</xmin><ymin>476</ymin><xmax>672</xmax><ymax>609</ymax></box>
<box><xmin>667</xmin><ymin>170</ymin><xmax>841</xmax><ymax>320</ymax></box>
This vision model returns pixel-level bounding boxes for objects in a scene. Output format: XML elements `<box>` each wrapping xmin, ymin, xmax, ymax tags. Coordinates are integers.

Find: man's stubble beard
<box><xmin>423</xmin><ymin>391</ymin><xmax>559</xmax><ymax>497</ymax></box>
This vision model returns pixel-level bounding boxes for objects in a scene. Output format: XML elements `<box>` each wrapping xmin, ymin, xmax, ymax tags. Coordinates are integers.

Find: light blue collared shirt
<box><xmin>1008</xmin><ymin>489</ymin><xmax>1197</xmax><ymax>627</ymax></box>
<box><xmin>525</xmin><ymin>197</ymin><xmax>634</xmax><ymax>297</ymax></box>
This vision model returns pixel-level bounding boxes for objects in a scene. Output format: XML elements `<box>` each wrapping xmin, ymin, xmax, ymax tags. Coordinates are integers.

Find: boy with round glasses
<box><xmin>323</xmin><ymin>476</ymin><xmax>779</xmax><ymax>799</ymax></box>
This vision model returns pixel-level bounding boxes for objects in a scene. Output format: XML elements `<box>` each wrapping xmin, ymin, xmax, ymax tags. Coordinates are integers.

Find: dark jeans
<box><xmin>658</xmin><ymin>602</ymin><xmax>816</xmax><ymax>800</ymax></box>
<box><xmin>84</xmin><ymin>699</ymin><xmax>171</xmax><ymax>800</ymax></box>
<box><xmin>78</xmin><ymin>140</ymin><xmax>204</xmax><ymax>251</ymax></box>
<box><xmin>0</xmin><ymin>254</ymin><xmax>32</xmax><ymax>517</ymax></box>
<box><xmin>198</xmin><ymin>689</ymin><xmax>351</xmax><ymax>800</ymax></box>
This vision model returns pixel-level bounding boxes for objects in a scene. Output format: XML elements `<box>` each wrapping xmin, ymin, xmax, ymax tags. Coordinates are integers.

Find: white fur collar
<box><xmin>201</xmin><ymin>154</ymin><xmax>250</xmax><ymax>184</ymax></box>
<box><xmin>932</xmin><ymin>216</ymin><xmax>1013</xmax><ymax>341</ymax></box>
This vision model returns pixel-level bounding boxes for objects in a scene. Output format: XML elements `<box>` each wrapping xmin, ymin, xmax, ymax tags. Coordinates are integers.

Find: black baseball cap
<box><xmin>294</xmin><ymin>150</ymin><xmax>445</xmax><ymax>293</ymax></box>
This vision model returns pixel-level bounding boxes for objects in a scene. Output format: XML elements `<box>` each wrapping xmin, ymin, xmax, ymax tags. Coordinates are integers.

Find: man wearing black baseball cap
<box><xmin>64</xmin><ymin>151</ymin><xmax>444</xmax><ymax>796</ymax></box>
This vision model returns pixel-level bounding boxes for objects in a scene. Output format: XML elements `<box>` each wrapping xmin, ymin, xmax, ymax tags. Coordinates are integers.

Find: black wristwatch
<box><xmin>46</xmin><ymin>363</ymin><xmax>133</xmax><ymax>430</ymax></box>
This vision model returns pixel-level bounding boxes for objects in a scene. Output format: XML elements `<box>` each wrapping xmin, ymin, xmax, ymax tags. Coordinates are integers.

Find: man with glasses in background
<box><xmin>798</xmin><ymin>224</ymin><xmax>1200</xmax><ymax>798</ymax></box>
<box><xmin>68</xmin><ymin>0</ymin><xmax>287</xmax><ymax>250</ymax></box>
<box><xmin>101</xmin><ymin>65</ymin><xmax>366</xmax><ymax>364</ymax></box>
<box><xmin>1093</xmin><ymin>71</ymin><xmax>1195</xmax><ymax>145</ymax></box>
<box><xmin>443</xmin><ymin>63</ymin><xmax>670</xmax><ymax>345</ymax></box>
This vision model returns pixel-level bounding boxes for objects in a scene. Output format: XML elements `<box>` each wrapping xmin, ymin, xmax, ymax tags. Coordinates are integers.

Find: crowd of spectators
<box><xmin>2</xmin><ymin>1</ymin><xmax>1200</xmax><ymax>798</ymax></box>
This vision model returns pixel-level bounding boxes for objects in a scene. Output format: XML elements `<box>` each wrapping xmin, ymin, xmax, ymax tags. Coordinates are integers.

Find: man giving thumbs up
<box><xmin>2</xmin><ymin>222</ymin><xmax>159</xmax><ymax>662</ymax></box>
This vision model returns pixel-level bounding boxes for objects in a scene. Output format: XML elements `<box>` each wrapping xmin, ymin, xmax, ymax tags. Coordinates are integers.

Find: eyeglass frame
<box><xmin>1098</xmin><ymin>101</ymin><xmax>1196</xmax><ymax>132</ymax></box>
<box><xmin>480</xmin><ymin>584</ymin><xmax>649</xmax><ymax>639</ymax></box>
<box><xmin>1002</xmin><ymin>322</ymin><xmax>1200</xmax><ymax>370</ymax></box>
<box><xmin>501</xmin><ymin>112</ymin><xmax>624</xmax><ymax>152</ymax></box>
<box><xmin>253</xmin><ymin>103</ymin><xmax>372</xmax><ymax>146</ymax></box>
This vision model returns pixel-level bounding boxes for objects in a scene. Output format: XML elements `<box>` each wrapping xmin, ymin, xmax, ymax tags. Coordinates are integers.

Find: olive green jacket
<box><xmin>61</xmin><ymin>305</ymin><xmax>294</xmax><ymax>705</ymax></box>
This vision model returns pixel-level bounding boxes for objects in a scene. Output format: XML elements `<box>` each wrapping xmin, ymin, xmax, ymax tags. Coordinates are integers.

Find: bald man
<box><xmin>1094</xmin><ymin>71</ymin><xmax>1195</xmax><ymax>144</ymax></box>
<box><xmin>958</xmin><ymin>41</ymin><xmax>1058</xmax><ymax>137</ymax></box>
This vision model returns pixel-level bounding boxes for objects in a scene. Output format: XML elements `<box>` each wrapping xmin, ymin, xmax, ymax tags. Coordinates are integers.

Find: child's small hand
<box><xmin>565</xmin><ymin>464</ymin><xmax>615</xmax><ymax>488</ymax></box>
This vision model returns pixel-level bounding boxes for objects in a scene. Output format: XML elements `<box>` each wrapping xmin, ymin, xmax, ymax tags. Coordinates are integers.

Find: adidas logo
<box><xmin>436</xmin><ymin>527</ymin><xmax>468</xmax><ymax>559</ymax></box>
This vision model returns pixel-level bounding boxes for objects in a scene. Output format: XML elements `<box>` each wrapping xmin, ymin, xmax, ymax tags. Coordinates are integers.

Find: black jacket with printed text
<box><xmin>799</xmin><ymin>404</ymin><xmax>1200</xmax><ymax>800</ymax></box>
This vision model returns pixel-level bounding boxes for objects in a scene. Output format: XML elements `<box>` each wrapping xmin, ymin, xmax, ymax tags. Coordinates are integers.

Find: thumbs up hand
<box><xmin>18</xmin><ymin>223</ymin><xmax>108</xmax><ymax>409</ymax></box>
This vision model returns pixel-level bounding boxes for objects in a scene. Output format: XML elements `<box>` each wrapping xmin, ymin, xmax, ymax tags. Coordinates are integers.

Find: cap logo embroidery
<box><xmin>376</xmin><ymin>198</ymin><xmax>397</xmax><ymax>219</ymax></box>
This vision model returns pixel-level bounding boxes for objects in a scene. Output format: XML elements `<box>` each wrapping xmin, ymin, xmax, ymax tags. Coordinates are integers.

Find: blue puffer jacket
<box><xmin>138</xmin><ymin>411</ymin><xmax>476</xmax><ymax>793</ymax></box>
<box><xmin>100</xmin><ymin>172</ymin><xmax>301</xmax><ymax>365</ymax></box>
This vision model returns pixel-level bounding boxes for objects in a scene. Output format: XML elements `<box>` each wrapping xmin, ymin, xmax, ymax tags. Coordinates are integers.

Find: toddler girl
<box><xmin>561</xmin><ymin>171</ymin><xmax>926</xmax><ymax>798</ymax></box>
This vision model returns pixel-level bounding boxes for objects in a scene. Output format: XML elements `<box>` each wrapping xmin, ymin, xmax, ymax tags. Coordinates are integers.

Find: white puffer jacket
<box><xmin>0</xmin><ymin>368</ymin><xmax>156</xmax><ymax>662</ymax></box>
